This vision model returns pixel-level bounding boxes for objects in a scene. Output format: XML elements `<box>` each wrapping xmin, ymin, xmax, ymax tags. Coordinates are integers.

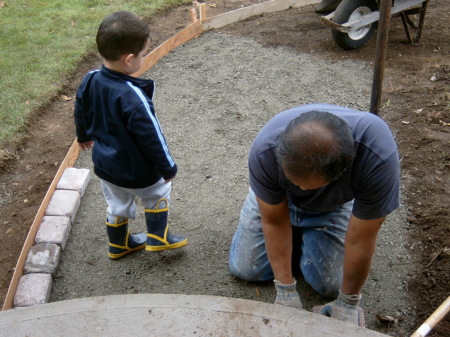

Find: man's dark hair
<box><xmin>276</xmin><ymin>110</ymin><xmax>355</xmax><ymax>183</ymax></box>
<box><xmin>96</xmin><ymin>11</ymin><xmax>150</xmax><ymax>61</ymax></box>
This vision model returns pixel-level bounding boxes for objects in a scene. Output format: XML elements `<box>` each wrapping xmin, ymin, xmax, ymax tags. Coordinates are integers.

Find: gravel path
<box><xmin>51</xmin><ymin>31</ymin><xmax>418</xmax><ymax>336</ymax></box>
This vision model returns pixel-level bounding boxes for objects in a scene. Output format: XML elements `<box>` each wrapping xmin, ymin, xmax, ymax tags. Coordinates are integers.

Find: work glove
<box><xmin>273</xmin><ymin>278</ymin><xmax>303</xmax><ymax>309</ymax></box>
<box><xmin>319</xmin><ymin>290</ymin><xmax>365</xmax><ymax>327</ymax></box>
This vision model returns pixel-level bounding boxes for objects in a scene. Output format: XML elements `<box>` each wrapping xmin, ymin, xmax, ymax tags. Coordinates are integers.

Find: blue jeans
<box><xmin>229</xmin><ymin>188</ymin><xmax>353</xmax><ymax>298</ymax></box>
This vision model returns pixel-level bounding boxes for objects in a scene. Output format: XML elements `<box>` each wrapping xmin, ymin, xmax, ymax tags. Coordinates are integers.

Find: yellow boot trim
<box><xmin>145</xmin><ymin>198</ymin><xmax>169</xmax><ymax>214</ymax></box>
<box><xmin>108</xmin><ymin>243</ymin><xmax>146</xmax><ymax>259</ymax></box>
<box><xmin>106</xmin><ymin>217</ymin><xmax>128</xmax><ymax>227</ymax></box>
<box><xmin>145</xmin><ymin>226</ymin><xmax>188</xmax><ymax>251</ymax></box>
<box><xmin>108</xmin><ymin>232</ymin><xmax>146</xmax><ymax>259</ymax></box>
<box><xmin>145</xmin><ymin>239</ymin><xmax>187</xmax><ymax>251</ymax></box>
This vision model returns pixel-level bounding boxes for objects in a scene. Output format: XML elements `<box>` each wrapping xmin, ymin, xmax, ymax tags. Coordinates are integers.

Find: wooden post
<box><xmin>199</xmin><ymin>3</ymin><xmax>208</xmax><ymax>22</ymax></box>
<box><xmin>370</xmin><ymin>0</ymin><xmax>392</xmax><ymax>114</ymax></box>
<box><xmin>190</xmin><ymin>8</ymin><xmax>198</xmax><ymax>23</ymax></box>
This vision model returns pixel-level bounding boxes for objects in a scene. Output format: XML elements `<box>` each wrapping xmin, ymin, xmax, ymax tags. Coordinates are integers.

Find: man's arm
<box><xmin>257</xmin><ymin>195</ymin><xmax>303</xmax><ymax>309</ymax></box>
<box><xmin>319</xmin><ymin>215</ymin><xmax>384</xmax><ymax>327</ymax></box>
<box><xmin>341</xmin><ymin>215</ymin><xmax>385</xmax><ymax>295</ymax></box>
<box><xmin>256</xmin><ymin>196</ymin><xmax>293</xmax><ymax>284</ymax></box>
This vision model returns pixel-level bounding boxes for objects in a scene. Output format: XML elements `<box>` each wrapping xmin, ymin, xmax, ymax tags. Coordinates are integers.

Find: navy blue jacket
<box><xmin>74</xmin><ymin>66</ymin><xmax>177</xmax><ymax>188</ymax></box>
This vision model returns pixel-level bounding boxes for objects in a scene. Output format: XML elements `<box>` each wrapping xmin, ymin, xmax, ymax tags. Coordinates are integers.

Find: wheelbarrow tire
<box><xmin>331</xmin><ymin>0</ymin><xmax>379</xmax><ymax>50</ymax></box>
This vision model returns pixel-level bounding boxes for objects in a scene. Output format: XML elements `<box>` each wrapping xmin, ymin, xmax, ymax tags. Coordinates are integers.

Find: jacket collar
<box><xmin>100</xmin><ymin>65</ymin><xmax>155</xmax><ymax>99</ymax></box>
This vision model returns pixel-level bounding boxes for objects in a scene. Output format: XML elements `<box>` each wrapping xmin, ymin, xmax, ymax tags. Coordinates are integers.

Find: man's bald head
<box><xmin>277</xmin><ymin>111</ymin><xmax>355</xmax><ymax>183</ymax></box>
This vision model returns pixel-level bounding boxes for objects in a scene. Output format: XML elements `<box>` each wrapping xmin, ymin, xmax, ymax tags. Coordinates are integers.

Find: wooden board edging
<box><xmin>290</xmin><ymin>0</ymin><xmax>321</xmax><ymax>8</ymax></box>
<box><xmin>2</xmin><ymin>139</ymin><xmax>80</xmax><ymax>311</ymax></box>
<box><xmin>202</xmin><ymin>0</ymin><xmax>321</xmax><ymax>30</ymax></box>
<box><xmin>132</xmin><ymin>20</ymin><xmax>203</xmax><ymax>78</ymax></box>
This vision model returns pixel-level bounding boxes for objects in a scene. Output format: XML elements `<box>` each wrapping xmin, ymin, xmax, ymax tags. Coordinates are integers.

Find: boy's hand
<box><xmin>78</xmin><ymin>140</ymin><xmax>94</xmax><ymax>151</ymax></box>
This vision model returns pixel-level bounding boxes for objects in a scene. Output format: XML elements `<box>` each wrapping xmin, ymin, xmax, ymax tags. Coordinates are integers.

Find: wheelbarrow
<box><xmin>320</xmin><ymin>0</ymin><xmax>430</xmax><ymax>50</ymax></box>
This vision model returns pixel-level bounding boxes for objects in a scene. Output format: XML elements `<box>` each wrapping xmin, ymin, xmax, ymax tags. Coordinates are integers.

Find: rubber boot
<box><xmin>315</xmin><ymin>0</ymin><xmax>341</xmax><ymax>14</ymax></box>
<box><xmin>106</xmin><ymin>217</ymin><xmax>147</xmax><ymax>259</ymax></box>
<box><xmin>145</xmin><ymin>198</ymin><xmax>187</xmax><ymax>251</ymax></box>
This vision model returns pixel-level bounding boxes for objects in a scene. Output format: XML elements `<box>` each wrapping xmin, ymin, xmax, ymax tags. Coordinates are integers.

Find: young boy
<box><xmin>74</xmin><ymin>11</ymin><xmax>187</xmax><ymax>259</ymax></box>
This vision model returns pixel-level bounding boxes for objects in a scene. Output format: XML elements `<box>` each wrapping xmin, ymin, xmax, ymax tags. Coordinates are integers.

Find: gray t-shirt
<box><xmin>248</xmin><ymin>104</ymin><xmax>400</xmax><ymax>220</ymax></box>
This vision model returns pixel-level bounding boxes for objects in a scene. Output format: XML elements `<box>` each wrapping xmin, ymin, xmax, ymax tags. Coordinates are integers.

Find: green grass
<box><xmin>0</xmin><ymin>0</ymin><xmax>190</xmax><ymax>145</ymax></box>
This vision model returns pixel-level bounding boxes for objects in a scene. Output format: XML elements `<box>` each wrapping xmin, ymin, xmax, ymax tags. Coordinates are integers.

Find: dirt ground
<box><xmin>0</xmin><ymin>0</ymin><xmax>448</xmax><ymax>336</ymax></box>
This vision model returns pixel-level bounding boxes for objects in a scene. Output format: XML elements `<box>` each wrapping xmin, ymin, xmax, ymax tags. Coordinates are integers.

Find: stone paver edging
<box><xmin>13</xmin><ymin>168</ymin><xmax>90</xmax><ymax>307</ymax></box>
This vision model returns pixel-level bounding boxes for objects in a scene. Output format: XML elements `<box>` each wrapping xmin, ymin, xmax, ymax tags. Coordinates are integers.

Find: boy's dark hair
<box><xmin>276</xmin><ymin>110</ymin><xmax>355</xmax><ymax>183</ymax></box>
<box><xmin>96</xmin><ymin>11</ymin><xmax>150</xmax><ymax>61</ymax></box>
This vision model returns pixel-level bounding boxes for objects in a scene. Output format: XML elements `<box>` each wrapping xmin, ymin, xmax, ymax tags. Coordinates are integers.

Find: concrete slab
<box><xmin>35</xmin><ymin>215</ymin><xmax>72</xmax><ymax>249</ymax></box>
<box><xmin>45</xmin><ymin>189</ymin><xmax>81</xmax><ymax>223</ymax></box>
<box><xmin>24</xmin><ymin>242</ymin><xmax>61</xmax><ymax>274</ymax></box>
<box><xmin>57</xmin><ymin>167</ymin><xmax>91</xmax><ymax>197</ymax></box>
<box><xmin>1</xmin><ymin>294</ymin><xmax>390</xmax><ymax>336</ymax></box>
<box><xmin>13</xmin><ymin>274</ymin><xmax>52</xmax><ymax>307</ymax></box>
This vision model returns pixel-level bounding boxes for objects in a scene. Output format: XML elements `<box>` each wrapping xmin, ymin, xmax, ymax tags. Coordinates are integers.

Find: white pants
<box><xmin>100</xmin><ymin>178</ymin><xmax>171</xmax><ymax>223</ymax></box>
